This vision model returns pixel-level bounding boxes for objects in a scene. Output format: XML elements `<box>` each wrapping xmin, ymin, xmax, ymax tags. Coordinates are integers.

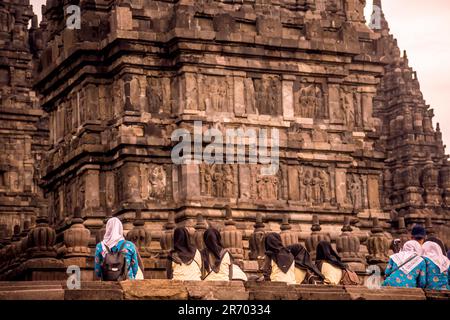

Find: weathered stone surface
<box><xmin>0</xmin><ymin>0</ymin><xmax>448</xmax><ymax>283</ymax></box>
<box><xmin>120</xmin><ymin>280</ymin><xmax>189</xmax><ymax>300</ymax></box>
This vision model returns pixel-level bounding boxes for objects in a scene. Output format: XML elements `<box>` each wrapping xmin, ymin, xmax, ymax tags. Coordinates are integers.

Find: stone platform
<box><xmin>0</xmin><ymin>280</ymin><xmax>448</xmax><ymax>301</ymax></box>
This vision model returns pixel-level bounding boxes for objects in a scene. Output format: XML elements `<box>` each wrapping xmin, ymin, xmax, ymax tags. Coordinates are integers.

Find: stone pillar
<box><xmin>220</xmin><ymin>206</ymin><xmax>244</xmax><ymax>262</ymax></box>
<box><xmin>160</xmin><ymin>212</ymin><xmax>176</xmax><ymax>258</ymax></box>
<box><xmin>126</xmin><ymin>209</ymin><xmax>152</xmax><ymax>258</ymax></box>
<box><xmin>305</xmin><ymin>215</ymin><xmax>331</xmax><ymax>260</ymax></box>
<box><xmin>193</xmin><ymin>213</ymin><xmax>207</xmax><ymax>250</ymax></box>
<box><xmin>249</xmin><ymin>212</ymin><xmax>266</xmax><ymax>260</ymax></box>
<box><xmin>282</xmin><ymin>76</ymin><xmax>294</xmax><ymax>120</ymax></box>
<box><xmin>336</xmin><ymin>216</ymin><xmax>366</xmax><ymax>272</ymax></box>
<box><xmin>280</xmin><ymin>215</ymin><xmax>298</xmax><ymax>247</ymax></box>
<box><xmin>366</xmin><ymin>218</ymin><xmax>390</xmax><ymax>271</ymax></box>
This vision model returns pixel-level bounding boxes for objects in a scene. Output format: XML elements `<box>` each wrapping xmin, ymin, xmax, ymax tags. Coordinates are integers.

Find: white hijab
<box><xmin>390</xmin><ymin>240</ymin><xmax>424</xmax><ymax>275</ymax></box>
<box><xmin>101</xmin><ymin>217</ymin><xmax>125</xmax><ymax>257</ymax></box>
<box><xmin>422</xmin><ymin>241</ymin><xmax>450</xmax><ymax>273</ymax></box>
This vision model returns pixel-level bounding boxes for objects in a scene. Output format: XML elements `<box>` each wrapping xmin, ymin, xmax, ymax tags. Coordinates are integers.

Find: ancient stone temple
<box><xmin>0</xmin><ymin>0</ymin><xmax>448</xmax><ymax>281</ymax></box>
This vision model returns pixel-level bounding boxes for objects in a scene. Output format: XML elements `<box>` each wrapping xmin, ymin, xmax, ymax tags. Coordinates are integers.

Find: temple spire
<box><xmin>370</xmin><ymin>0</ymin><xmax>388</xmax><ymax>31</ymax></box>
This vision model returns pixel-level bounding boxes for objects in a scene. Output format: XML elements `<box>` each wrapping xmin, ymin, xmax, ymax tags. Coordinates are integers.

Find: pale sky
<box><xmin>30</xmin><ymin>0</ymin><xmax>450</xmax><ymax>148</ymax></box>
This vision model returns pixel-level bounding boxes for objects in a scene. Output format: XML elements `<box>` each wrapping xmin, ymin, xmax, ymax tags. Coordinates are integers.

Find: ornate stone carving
<box><xmin>64</xmin><ymin>210</ymin><xmax>91</xmax><ymax>258</ymax></box>
<box><xmin>299</xmin><ymin>167</ymin><xmax>331</xmax><ymax>206</ymax></box>
<box><xmin>338</xmin><ymin>86</ymin><xmax>356</xmax><ymax>128</ymax></box>
<box><xmin>347</xmin><ymin>174</ymin><xmax>363</xmax><ymax>211</ymax></box>
<box><xmin>160</xmin><ymin>212</ymin><xmax>176</xmax><ymax>257</ymax></box>
<box><xmin>305</xmin><ymin>215</ymin><xmax>331</xmax><ymax>260</ymax></box>
<box><xmin>26</xmin><ymin>215</ymin><xmax>57</xmax><ymax>258</ymax></box>
<box><xmin>254</xmin><ymin>76</ymin><xmax>282</xmax><ymax>115</ymax></box>
<box><xmin>280</xmin><ymin>215</ymin><xmax>298</xmax><ymax>247</ymax></box>
<box><xmin>336</xmin><ymin>216</ymin><xmax>365</xmax><ymax>271</ymax></box>
<box><xmin>148</xmin><ymin>165</ymin><xmax>167</xmax><ymax>200</ymax></box>
<box><xmin>193</xmin><ymin>213</ymin><xmax>208</xmax><ymax>250</ymax></box>
<box><xmin>200</xmin><ymin>75</ymin><xmax>232</xmax><ymax>113</ymax></box>
<box><xmin>249</xmin><ymin>213</ymin><xmax>266</xmax><ymax>260</ymax></box>
<box><xmin>126</xmin><ymin>209</ymin><xmax>152</xmax><ymax>258</ymax></box>
<box><xmin>220</xmin><ymin>206</ymin><xmax>244</xmax><ymax>261</ymax></box>
<box><xmin>200</xmin><ymin>164</ymin><xmax>236</xmax><ymax>198</ymax></box>
<box><xmin>294</xmin><ymin>82</ymin><xmax>326</xmax><ymax>118</ymax></box>
<box><xmin>366</xmin><ymin>218</ymin><xmax>390</xmax><ymax>267</ymax></box>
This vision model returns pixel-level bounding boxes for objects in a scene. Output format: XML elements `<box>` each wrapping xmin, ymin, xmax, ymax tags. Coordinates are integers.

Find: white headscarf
<box><xmin>422</xmin><ymin>241</ymin><xmax>450</xmax><ymax>273</ymax></box>
<box><xmin>390</xmin><ymin>240</ymin><xmax>424</xmax><ymax>274</ymax></box>
<box><xmin>101</xmin><ymin>217</ymin><xmax>125</xmax><ymax>257</ymax></box>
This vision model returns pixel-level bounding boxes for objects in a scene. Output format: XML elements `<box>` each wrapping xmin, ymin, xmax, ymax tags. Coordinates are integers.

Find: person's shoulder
<box><xmin>95</xmin><ymin>242</ymin><xmax>103</xmax><ymax>251</ymax></box>
<box><xmin>124</xmin><ymin>240</ymin><xmax>136</xmax><ymax>250</ymax></box>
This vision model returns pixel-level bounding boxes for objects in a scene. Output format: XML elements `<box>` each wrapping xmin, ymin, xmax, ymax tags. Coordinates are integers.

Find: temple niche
<box><xmin>346</xmin><ymin>174</ymin><xmax>364</xmax><ymax>211</ymax></box>
<box><xmin>200</xmin><ymin>164</ymin><xmax>237</xmax><ymax>198</ymax></box>
<box><xmin>254</xmin><ymin>76</ymin><xmax>282</xmax><ymax>116</ymax></box>
<box><xmin>297</xmin><ymin>166</ymin><xmax>331</xmax><ymax>206</ymax></box>
<box><xmin>294</xmin><ymin>80</ymin><xmax>327</xmax><ymax>119</ymax></box>
<box><xmin>200</xmin><ymin>75</ymin><xmax>234</xmax><ymax>113</ymax></box>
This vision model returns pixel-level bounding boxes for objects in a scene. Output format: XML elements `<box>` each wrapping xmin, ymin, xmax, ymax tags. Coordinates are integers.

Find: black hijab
<box><xmin>202</xmin><ymin>228</ymin><xmax>226</xmax><ymax>272</ymax></box>
<box><xmin>426</xmin><ymin>237</ymin><xmax>448</xmax><ymax>255</ymax></box>
<box><xmin>170</xmin><ymin>227</ymin><xmax>196</xmax><ymax>264</ymax></box>
<box><xmin>315</xmin><ymin>241</ymin><xmax>346</xmax><ymax>270</ymax></box>
<box><xmin>288</xmin><ymin>244</ymin><xmax>325</xmax><ymax>279</ymax></box>
<box><xmin>264</xmin><ymin>233</ymin><xmax>294</xmax><ymax>274</ymax></box>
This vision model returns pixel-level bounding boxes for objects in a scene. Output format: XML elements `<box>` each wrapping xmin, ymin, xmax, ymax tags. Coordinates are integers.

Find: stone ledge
<box><xmin>0</xmin><ymin>280</ymin><xmax>447</xmax><ymax>300</ymax></box>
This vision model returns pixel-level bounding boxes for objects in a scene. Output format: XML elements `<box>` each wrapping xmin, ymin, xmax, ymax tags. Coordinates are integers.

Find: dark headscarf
<box><xmin>264</xmin><ymin>233</ymin><xmax>294</xmax><ymax>274</ymax></box>
<box><xmin>288</xmin><ymin>244</ymin><xmax>324</xmax><ymax>280</ymax></box>
<box><xmin>170</xmin><ymin>227</ymin><xmax>197</xmax><ymax>264</ymax></box>
<box><xmin>426</xmin><ymin>237</ymin><xmax>448</xmax><ymax>255</ymax></box>
<box><xmin>315</xmin><ymin>241</ymin><xmax>346</xmax><ymax>270</ymax></box>
<box><xmin>202</xmin><ymin>228</ymin><xmax>226</xmax><ymax>272</ymax></box>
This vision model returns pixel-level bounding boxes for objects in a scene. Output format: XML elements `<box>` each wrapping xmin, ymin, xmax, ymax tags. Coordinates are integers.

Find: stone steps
<box><xmin>0</xmin><ymin>280</ymin><xmax>447</xmax><ymax>300</ymax></box>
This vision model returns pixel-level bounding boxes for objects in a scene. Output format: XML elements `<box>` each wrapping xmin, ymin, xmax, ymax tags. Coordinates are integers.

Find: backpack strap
<box><xmin>386</xmin><ymin>254</ymin><xmax>421</xmax><ymax>277</ymax></box>
<box><xmin>103</xmin><ymin>244</ymin><xmax>111</xmax><ymax>255</ymax></box>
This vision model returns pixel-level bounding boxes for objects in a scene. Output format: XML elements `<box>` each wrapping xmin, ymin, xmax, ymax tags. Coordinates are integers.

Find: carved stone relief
<box><xmin>200</xmin><ymin>164</ymin><xmax>237</xmax><ymax>198</ymax></box>
<box><xmin>294</xmin><ymin>81</ymin><xmax>326</xmax><ymax>118</ymax></box>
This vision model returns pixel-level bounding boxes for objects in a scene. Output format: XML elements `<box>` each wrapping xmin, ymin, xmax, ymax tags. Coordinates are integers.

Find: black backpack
<box><xmin>101</xmin><ymin>241</ymin><xmax>129</xmax><ymax>281</ymax></box>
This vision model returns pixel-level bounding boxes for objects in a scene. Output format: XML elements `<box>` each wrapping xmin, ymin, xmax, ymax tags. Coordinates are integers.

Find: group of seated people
<box><xmin>168</xmin><ymin>227</ymin><xmax>351</xmax><ymax>285</ymax></box>
<box><xmin>94</xmin><ymin>218</ymin><xmax>449</xmax><ymax>291</ymax></box>
<box><xmin>382</xmin><ymin>226</ymin><xmax>449</xmax><ymax>291</ymax></box>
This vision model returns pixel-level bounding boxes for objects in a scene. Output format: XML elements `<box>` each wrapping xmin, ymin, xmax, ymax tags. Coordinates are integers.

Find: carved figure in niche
<box><xmin>213</xmin><ymin>165</ymin><xmax>224</xmax><ymax>196</ymax></box>
<box><xmin>319</xmin><ymin>170</ymin><xmax>330</xmax><ymax>203</ymax></box>
<box><xmin>147</xmin><ymin>77</ymin><xmax>163</xmax><ymax>113</ymax></box>
<box><xmin>298</xmin><ymin>166</ymin><xmax>305</xmax><ymax>200</ymax></box>
<box><xmin>201</xmin><ymin>165</ymin><xmax>213</xmax><ymax>195</ymax></box>
<box><xmin>254</xmin><ymin>77</ymin><xmax>281</xmax><ymax>115</ymax></box>
<box><xmin>256</xmin><ymin>172</ymin><xmax>278</xmax><ymax>200</ymax></box>
<box><xmin>148</xmin><ymin>166</ymin><xmax>166</xmax><ymax>199</ymax></box>
<box><xmin>339</xmin><ymin>87</ymin><xmax>355</xmax><ymax>127</ymax></box>
<box><xmin>347</xmin><ymin>174</ymin><xmax>362</xmax><ymax>210</ymax></box>
<box><xmin>303</xmin><ymin>169</ymin><xmax>313</xmax><ymax>203</ymax></box>
<box><xmin>223</xmin><ymin>165</ymin><xmax>234</xmax><ymax>197</ymax></box>
<box><xmin>204</xmin><ymin>77</ymin><xmax>227</xmax><ymax>112</ymax></box>
<box><xmin>200</xmin><ymin>164</ymin><xmax>235</xmax><ymax>198</ymax></box>
<box><xmin>298</xmin><ymin>83</ymin><xmax>325</xmax><ymax>118</ymax></box>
